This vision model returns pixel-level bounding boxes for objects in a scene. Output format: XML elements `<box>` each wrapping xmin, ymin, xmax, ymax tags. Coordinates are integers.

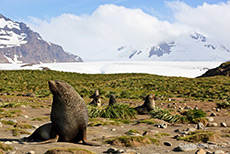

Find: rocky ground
<box><xmin>0</xmin><ymin>94</ymin><xmax>229</xmax><ymax>154</ymax></box>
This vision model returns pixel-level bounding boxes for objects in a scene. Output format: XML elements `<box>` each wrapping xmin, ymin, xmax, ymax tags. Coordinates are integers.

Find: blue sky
<box><xmin>1</xmin><ymin>0</ymin><xmax>230</xmax><ymax>61</ymax></box>
<box><xmin>0</xmin><ymin>0</ymin><xmax>228</xmax><ymax>21</ymax></box>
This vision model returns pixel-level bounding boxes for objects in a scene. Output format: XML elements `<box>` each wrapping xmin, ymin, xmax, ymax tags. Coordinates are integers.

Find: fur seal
<box><xmin>90</xmin><ymin>89</ymin><xmax>99</xmax><ymax>98</ymax></box>
<box><xmin>108</xmin><ymin>94</ymin><xmax>117</xmax><ymax>106</ymax></box>
<box><xmin>135</xmin><ymin>94</ymin><xmax>155</xmax><ymax>114</ymax></box>
<box><xmin>23</xmin><ymin>80</ymin><xmax>95</xmax><ymax>145</ymax></box>
<box><xmin>89</xmin><ymin>95</ymin><xmax>101</xmax><ymax>107</ymax></box>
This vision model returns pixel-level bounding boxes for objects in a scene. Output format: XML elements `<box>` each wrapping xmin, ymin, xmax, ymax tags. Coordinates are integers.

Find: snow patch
<box><xmin>4</xmin><ymin>54</ymin><xmax>22</xmax><ymax>64</ymax></box>
<box><xmin>0</xmin><ymin>18</ymin><xmax>20</xmax><ymax>30</ymax></box>
<box><xmin>0</xmin><ymin>61</ymin><xmax>223</xmax><ymax>78</ymax></box>
<box><xmin>0</xmin><ymin>31</ymin><xmax>27</xmax><ymax>48</ymax></box>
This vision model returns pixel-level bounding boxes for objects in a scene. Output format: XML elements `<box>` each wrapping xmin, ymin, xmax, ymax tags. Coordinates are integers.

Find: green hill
<box><xmin>0</xmin><ymin>70</ymin><xmax>229</xmax><ymax>101</ymax></box>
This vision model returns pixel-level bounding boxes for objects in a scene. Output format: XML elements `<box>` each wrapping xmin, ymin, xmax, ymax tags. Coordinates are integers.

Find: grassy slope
<box><xmin>0</xmin><ymin>70</ymin><xmax>229</xmax><ymax>101</ymax></box>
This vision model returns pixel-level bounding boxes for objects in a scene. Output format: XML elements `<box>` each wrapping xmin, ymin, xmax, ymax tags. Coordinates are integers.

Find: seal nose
<box><xmin>48</xmin><ymin>80</ymin><xmax>55</xmax><ymax>87</ymax></box>
<box><xmin>48</xmin><ymin>80</ymin><xmax>57</xmax><ymax>93</ymax></box>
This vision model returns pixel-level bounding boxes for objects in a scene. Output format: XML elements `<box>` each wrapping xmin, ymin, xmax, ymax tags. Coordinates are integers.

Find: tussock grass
<box><xmin>154</xmin><ymin>132</ymin><xmax>170</xmax><ymax>138</ymax></box>
<box><xmin>32</xmin><ymin>116</ymin><xmax>49</xmax><ymax>121</ymax></box>
<box><xmin>0</xmin><ymin>109</ymin><xmax>22</xmax><ymax>118</ymax></box>
<box><xmin>136</xmin><ymin>119</ymin><xmax>157</xmax><ymax>125</ymax></box>
<box><xmin>178</xmin><ymin>131</ymin><xmax>217</xmax><ymax>143</ymax></box>
<box><xmin>104</xmin><ymin>135</ymin><xmax>159</xmax><ymax>147</ymax></box>
<box><xmin>216</xmin><ymin>101</ymin><xmax>230</xmax><ymax>109</ymax></box>
<box><xmin>0</xmin><ymin>70</ymin><xmax>229</xmax><ymax>101</ymax></box>
<box><xmin>44</xmin><ymin>147</ymin><xmax>96</xmax><ymax>154</ymax></box>
<box><xmin>150</xmin><ymin>108</ymin><xmax>207</xmax><ymax>124</ymax></box>
<box><xmin>0</xmin><ymin>142</ymin><xmax>13</xmax><ymax>151</ymax></box>
<box><xmin>88</xmin><ymin>118</ymin><xmax>120</xmax><ymax>127</ymax></box>
<box><xmin>88</xmin><ymin>104</ymin><xmax>136</xmax><ymax>120</ymax></box>
<box><xmin>149</xmin><ymin>108</ymin><xmax>183</xmax><ymax>123</ymax></box>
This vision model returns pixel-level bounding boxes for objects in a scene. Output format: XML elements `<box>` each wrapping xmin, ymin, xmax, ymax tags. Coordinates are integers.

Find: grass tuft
<box><xmin>104</xmin><ymin>135</ymin><xmax>159</xmax><ymax>147</ymax></box>
<box><xmin>88</xmin><ymin>104</ymin><xmax>136</xmax><ymax>120</ymax></box>
<box><xmin>44</xmin><ymin>147</ymin><xmax>96</xmax><ymax>154</ymax></box>
<box><xmin>178</xmin><ymin>131</ymin><xmax>217</xmax><ymax>143</ymax></box>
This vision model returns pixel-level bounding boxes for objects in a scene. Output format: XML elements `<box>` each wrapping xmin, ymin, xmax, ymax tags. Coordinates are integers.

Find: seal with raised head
<box><xmin>23</xmin><ymin>80</ymin><xmax>94</xmax><ymax>145</ymax></box>
<box><xmin>89</xmin><ymin>95</ymin><xmax>101</xmax><ymax>107</ymax></box>
<box><xmin>108</xmin><ymin>94</ymin><xmax>117</xmax><ymax>106</ymax></box>
<box><xmin>135</xmin><ymin>94</ymin><xmax>155</xmax><ymax>114</ymax></box>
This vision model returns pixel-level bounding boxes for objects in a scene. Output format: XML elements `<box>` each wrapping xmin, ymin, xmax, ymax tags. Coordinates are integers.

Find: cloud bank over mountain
<box><xmin>27</xmin><ymin>1</ymin><xmax>230</xmax><ymax>61</ymax></box>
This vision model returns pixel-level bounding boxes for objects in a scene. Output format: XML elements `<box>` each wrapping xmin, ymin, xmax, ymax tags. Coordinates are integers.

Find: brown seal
<box><xmin>135</xmin><ymin>94</ymin><xmax>155</xmax><ymax>114</ymax></box>
<box><xmin>90</xmin><ymin>89</ymin><xmax>99</xmax><ymax>98</ymax></box>
<box><xmin>89</xmin><ymin>95</ymin><xmax>101</xmax><ymax>107</ymax></box>
<box><xmin>108</xmin><ymin>94</ymin><xmax>117</xmax><ymax>106</ymax></box>
<box><xmin>23</xmin><ymin>80</ymin><xmax>95</xmax><ymax>145</ymax></box>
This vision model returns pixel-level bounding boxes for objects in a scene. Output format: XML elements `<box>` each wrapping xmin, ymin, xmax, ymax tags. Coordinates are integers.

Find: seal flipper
<box><xmin>82</xmin><ymin>140</ymin><xmax>101</xmax><ymax>146</ymax></box>
<box><xmin>34</xmin><ymin>134</ymin><xmax>59</xmax><ymax>144</ymax></box>
<box><xmin>81</xmin><ymin>129</ymin><xmax>100</xmax><ymax>146</ymax></box>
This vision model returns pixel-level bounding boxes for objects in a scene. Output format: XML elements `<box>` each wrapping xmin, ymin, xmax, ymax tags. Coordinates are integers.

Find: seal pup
<box><xmin>135</xmin><ymin>94</ymin><xmax>155</xmax><ymax>114</ymax></box>
<box><xmin>108</xmin><ymin>94</ymin><xmax>117</xmax><ymax>106</ymax></box>
<box><xmin>90</xmin><ymin>89</ymin><xmax>99</xmax><ymax>98</ymax></box>
<box><xmin>23</xmin><ymin>80</ymin><xmax>96</xmax><ymax>145</ymax></box>
<box><xmin>89</xmin><ymin>95</ymin><xmax>101</xmax><ymax>107</ymax></box>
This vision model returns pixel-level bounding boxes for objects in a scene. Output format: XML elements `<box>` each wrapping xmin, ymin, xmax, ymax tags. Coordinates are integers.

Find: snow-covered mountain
<box><xmin>0</xmin><ymin>14</ymin><xmax>83</xmax><ymax>63</ymax></box>
<box><xmin>116</xmin><ymin>32</ymin><xmax>230</xmax><ymax>61</ymax></box>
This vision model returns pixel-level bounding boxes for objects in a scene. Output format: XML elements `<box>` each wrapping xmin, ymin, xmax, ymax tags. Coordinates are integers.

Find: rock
<box><xmin>197</xmin><ymin>122</ymin><xmax>205</xmax><ymax>130</ymax></box>
<box><xmin>127</xmin><ymin>132</ymin><xmax>141</xmax><ymax>136</ymax></box>
<box><xmin>117</xmin><ymin>149</ymin><xmax>125</xmax><ymax>153</ymax></box>
<box><xmin>111</xmin><ymin>128</ymin><xmax>116</xmax><ymax>132</ymax></box>
<box><xmin>206</xmin><ymin>122</ymin><xmax>218</xmax><ymax>127</ymax></box>
<box><xmin>206</xmin><ymin>117</ymin><xmax>214</xmax><ymax>122</ymax></box>
<box><xmin>195</xmin><ymin>149</ymin><xmax>206</xmax><ymax>154</ymax></box>
<box><xmin>163</xmin><ymin>142</ymin><xmax>172</xmax><ymax>146</ymax></box>
<box><xmin>21</xmin><ymin>105</ymin><xmax>26</xmax><ymax>108</ymax></box>
<box><xmin>22</xmin><ymin>93</ymin><xmax>36</xmax><ymax>97</ymax></box>
<box><xmin>206</xmin><ymin>151</ymin><xmax>213</xmax><ymax>154</ymax></box>
<box><xmin>4</xmin><ymin>141</ymin><xmax>12</xmax><ymax>144</ymax></box>
<box><xmin>9</xmin><ymin>119</ymin><xmax>17</xmax><ymax>123</ymax></box>
<box><xmin>107</xmin><ymin>147</ymin><xmax>118</xmax><ymax>153</ymax></box>
<box><xmin>179</xmin><ymin>130</ymin><xmax>189</xmax><ymax>135</ymax></box>
<box><xmin>173</xmin><ymin>135</ymin><xmax>180</xmax><ymax>139</ymax></box>
<box><xmin>210</xmin><ymin>112</ymin><xmax>217</xmax><ymax>116</ymax></box>
<box><xmin>0</xmin><ymin>122</ymin><xmax>2</xmax><ymax>128</ymax></box>
<box><xmin>23</xmin><ymin>115</ymin><xmax>29</xmax><ymax>118</ymax></box>
<box><xmin>220</xmin><ymin>122</ymin><xmax>227</xmax><ymax>127</ymax></box>
<box><xmin>155</xmin><ymin>123</ymin><xmax>167</xmax><ymax>129</ymax></box>
<box><xmin>174</xmin><ymin>129</ymin><xmax>180</xmax><ymax>132</ymax></box>
<box><xmin>187</xmin><ymin>127</ymin><xmax>197</xmax><ymax>132</ymax></box>
<box><xmin>216</xmin><ymin>108</ymin><xmax>220</xmax><ymax>112</ymax></box>
<box><xmin>27</xmin><ymin>151</ymin><xmax>35</xmax><ymax>154</ymax></box>
<box><xmin>173</xmin><ymin>143</ymin><xmax>197</xmax><ymax>151</ymax></box>
<box><xmin>184</xmin><ymin>106</ymin><xmax>192</xmax><ymax>110</ymax></box>
<box><xmin>143</xmin><ymin>130</ymin><xmax>159</xmax><ymax>136</ymax></box>
<box><xmin>213</xmin><ymin>150</ymin><xmax>225</xmax><ymax>154</ymax></box>
<box><xmin>125</xmin><ymin>149</ymin><xmax>137</xmax><ymax>154</ymax></box>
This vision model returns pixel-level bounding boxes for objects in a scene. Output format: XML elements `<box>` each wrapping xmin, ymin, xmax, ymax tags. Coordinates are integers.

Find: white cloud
<box><xmin>27</xmin><ymin>2</ymin><xmax>230</xmax><ymax>61</ymax></box>
<box><xmin>167</xmin><ymin>1</ymin><xmax>230</xmax><ymax>44</ymax></box>
<box><xmin>27</xmin><ymin>4</ymin><xmax>188</xmax><ymax>61</ymax></box>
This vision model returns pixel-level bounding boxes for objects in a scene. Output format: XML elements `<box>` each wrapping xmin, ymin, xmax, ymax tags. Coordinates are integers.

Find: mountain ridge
<box><xmin>116</xmin><ymin>32</ymin><xmax>230</xmax><ymax>61</ymax></box>
<box><xmin>0</xmin><ymin>14</ymin><xmax>83</xmax><ymax>63</ymax></box>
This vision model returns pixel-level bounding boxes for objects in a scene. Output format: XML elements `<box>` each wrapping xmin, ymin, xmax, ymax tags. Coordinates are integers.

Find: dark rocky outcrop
<box><xmin>198</xmin><ymin>61</ymin><xmax>230</xmax><ymax>77</ymax></box>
